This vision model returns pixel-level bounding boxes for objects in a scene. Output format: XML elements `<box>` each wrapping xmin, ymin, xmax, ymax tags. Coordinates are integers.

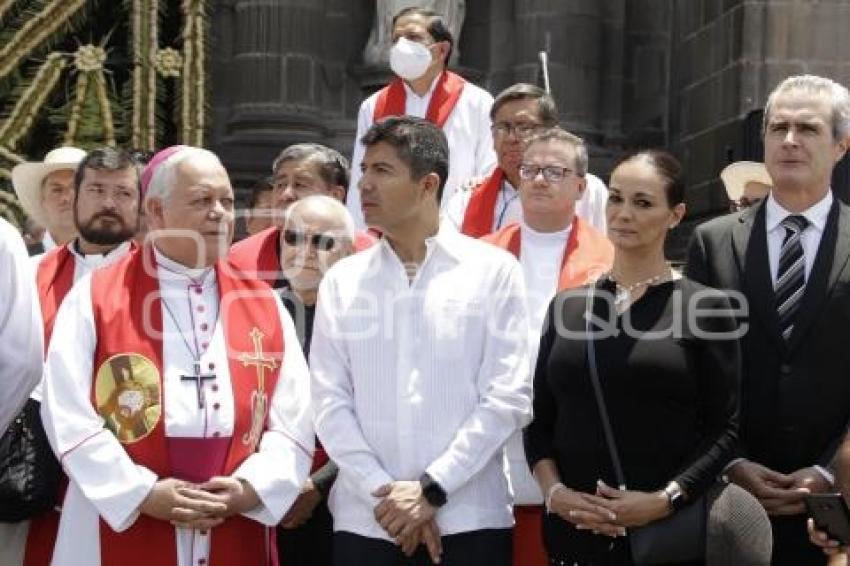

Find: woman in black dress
<box><xmin>524</xmin><ymin>150</ymin><xmax>741</xmax><ymax>565</ymax></box>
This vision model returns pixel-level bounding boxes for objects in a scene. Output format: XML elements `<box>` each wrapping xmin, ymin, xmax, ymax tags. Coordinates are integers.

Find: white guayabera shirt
<box><xmin>310</xmin><ymin>224</ymin><xmax>532</xmax><ymax>541</ymax></box>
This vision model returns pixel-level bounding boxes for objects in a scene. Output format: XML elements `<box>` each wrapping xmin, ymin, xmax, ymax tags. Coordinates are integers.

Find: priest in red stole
<box><xmin>229</xmin><ymin>143</ymin><xmax>373</xmax><ymax>288</ymax></box>
<box><xmin>481</xmin><ymin>128</ymin><xmax>613</xmax><ymax>566</ymax></box>
<box><xmin>345</xmin><ymin>6</ymin><xmax>496</xmax><ymax>228</ymax></box>
<box><xmin>445</xmin><ymin>83</ymin><xmax>557</xmax><ymax>237</ymax></box>
<box><xmin>449</xmin><ymin>84</ymin><xmax>610</xmax><ymax>237</ymax></box>
<box><xmin>15</xmin><ymin>147</ymin><xmax>142</xmax><ymax>566</ymax></box>
<box><xmin>40</xmin><ymin>146</ymin><xmax>313</xmax><ymax>566</ymax></box>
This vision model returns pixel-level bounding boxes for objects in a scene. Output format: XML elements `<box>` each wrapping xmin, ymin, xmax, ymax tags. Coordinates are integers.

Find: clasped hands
<box><xmin>727</xmin><ymin>461</ymin><xmax>830</xmax><ymax>516</ymax></box>
<box><xmin>548</xmin><ymin>480</ymin><xmax>672</xmax><ymax>538</ymax></box>
<box><xmin>372</xmin><ymin>481</ymin><xmax>443</xmax><ymax>563</ymax></box>
<box><xmin>140</xmin><ymin>476</ymin><xmax>260</xmax><ymax>530</ymax></box>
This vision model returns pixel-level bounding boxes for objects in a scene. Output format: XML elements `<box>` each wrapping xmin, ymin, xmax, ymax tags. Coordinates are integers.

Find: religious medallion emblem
<box><xmin>95</xmin><ymin>353</ymin><xmax>162</xmax><ymax>444</ymax></box>
<box><xmin>239</xmin><ymin>327</ymin><xmax>279</xmax><ymax>451</ymax></box>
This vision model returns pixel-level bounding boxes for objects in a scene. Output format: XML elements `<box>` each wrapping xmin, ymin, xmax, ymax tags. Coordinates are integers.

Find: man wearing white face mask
<box><xmin>346</xmin><ymin>6</ymin><xmax>497</xmax><ymax>229</ymax></box>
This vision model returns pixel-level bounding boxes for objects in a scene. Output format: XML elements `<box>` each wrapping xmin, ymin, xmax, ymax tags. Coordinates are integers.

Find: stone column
<box><xmin>209</xmin><ymin>0</ymin><xmax>333</xmax><ymax>187</ymax></box>
<box><xmin>513</xmin><ymin>0</ymin><xmax>606</xmax><ymax>139</ymax></box>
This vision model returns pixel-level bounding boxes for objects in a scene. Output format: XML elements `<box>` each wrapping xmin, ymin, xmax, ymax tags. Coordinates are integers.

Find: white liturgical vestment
<box><xmin>41</xmin><ymin>248</ymin><xmax>313</xmax><ymax>566</ymax></box>
<box><xmin>0</xmin><ymin>217</ymin><xmax>42</xmax><ymax>435</ymax></box>
<box><xmin>346</xmin><ymin>76</ymin><xmax>497</xmax><ymax>228</ymax></box>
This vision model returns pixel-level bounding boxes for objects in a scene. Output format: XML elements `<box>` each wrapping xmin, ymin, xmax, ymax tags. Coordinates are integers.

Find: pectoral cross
<box><xmin>181</xmin><ymin>360</ymin><xmax>217</xmax><ymax>409</ymax></box>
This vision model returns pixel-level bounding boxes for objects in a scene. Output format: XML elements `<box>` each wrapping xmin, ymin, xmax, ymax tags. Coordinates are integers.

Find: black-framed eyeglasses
<box><xmin>491</xmin><ymin>122</ymin><xmax>540</xmax><ymax>139</ymax></box>
<box><xmin>283</xmin><ymin>229</ymin><xmax>338</xmax><ymax>251</ymax></box>
<box><xmin>518</xmin><ymin>164</ymin><xmax>574</xmax><ymax>184</ymax></box>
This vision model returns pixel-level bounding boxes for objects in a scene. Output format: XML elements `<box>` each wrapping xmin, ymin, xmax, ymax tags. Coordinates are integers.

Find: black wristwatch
<box><xmin>419</xmin><ymin>473</ymin><xmax>447</xmax><ymax>508</ymax></box>
<box><xmin>663</xmin><ymin>481</ymin><xmax>686</xmax><ymax>512</ymax></box>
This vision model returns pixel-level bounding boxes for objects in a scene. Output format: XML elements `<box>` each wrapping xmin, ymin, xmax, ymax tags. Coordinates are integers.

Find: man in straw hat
<box><xmin>40</xmin><ymin>145</ymin><xmax>314</xmax><ymax>566</ymax></box>
<box><xmin>12</xmin><ymin>147</ymin><xmax>86</xmax><ymax>253</ymax></box>
<box><xmin>721</xmin><ymin>160</ymin><xmax>773</xmax><ymax>212</ymax></box>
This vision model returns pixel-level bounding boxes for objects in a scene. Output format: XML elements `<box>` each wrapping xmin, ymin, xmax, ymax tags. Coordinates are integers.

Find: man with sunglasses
<box><xmin>345</xmin><ymin>6</ymin><xmax>497</xmax><ymax>229</ymax></box>
<box><xmin>480</xmin><ymin>127</ymin><xmax>613</xmax><ymax>566</ymax></box>
<box><xmin>275</xmin><ymin>195</ymin><xmax>356</xmax><ymax>566</ymax></box>
<box><xmin>229</xmin><ymin>143</ymin><xmax>373</xmax><ymax>287</ymax></box>
<box><xmin>311</xmin><ymin>116</ymin><xmax>530</xmax><ymax>565</ymax></box>
<box><xmin>447</xmin><ymin>83</ymin><xmax>610</xmax><ymax>237</ymax></box>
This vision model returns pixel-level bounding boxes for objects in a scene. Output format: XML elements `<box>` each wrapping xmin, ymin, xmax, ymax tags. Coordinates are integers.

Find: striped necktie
<box><xmin>775</xmin><ymin>214</ymin><xmax>809</xmax><ymax>341</ymax></box>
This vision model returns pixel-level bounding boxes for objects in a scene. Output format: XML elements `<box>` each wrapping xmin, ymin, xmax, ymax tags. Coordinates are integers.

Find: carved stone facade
<box><xmin>208</xmin><ymin>0</ymin><xmax>850</xmax><ymax>253</ymax></box>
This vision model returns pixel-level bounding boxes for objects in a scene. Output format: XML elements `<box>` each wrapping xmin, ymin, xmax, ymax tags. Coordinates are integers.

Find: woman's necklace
<box><xmin>609</xmin><ymin>267</ymin><xmax>674</xmax><ymax>310</ymax></box>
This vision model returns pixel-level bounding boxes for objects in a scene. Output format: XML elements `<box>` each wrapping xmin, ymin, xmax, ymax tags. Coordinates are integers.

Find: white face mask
<box><xmin>389</xmin><ymin>37</ymin><xmax>433</xmax><ymax>81</ymax></box>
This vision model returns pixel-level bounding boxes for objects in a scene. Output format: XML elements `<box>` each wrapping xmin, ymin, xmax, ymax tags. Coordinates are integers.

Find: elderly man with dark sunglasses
<box><xmin>278</xmin><ymin>194</ymin><xmax>356</xmax><ymax>342</ymax></box>
<box><xmin>229</xmin><ymin>143</ymin><xmax>374</xmax><ymax>288</ymax></box>
<box><xmin>275</xmin><ymin>194</ymin><xmax>356</xmax><ymax>566</ymax></box>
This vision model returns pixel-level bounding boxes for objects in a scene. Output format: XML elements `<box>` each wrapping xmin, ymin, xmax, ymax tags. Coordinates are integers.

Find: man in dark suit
<box><xmin>686</xmin><ymin>74</ymin><xmax>850</xmax><ymax>565</ymax></box>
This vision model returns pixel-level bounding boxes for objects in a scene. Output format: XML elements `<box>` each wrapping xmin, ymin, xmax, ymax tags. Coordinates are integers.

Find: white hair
<box><xmin>763</xmin><ymin>74</ymin><xmax>850</xmax><ymax>140</ymax></box>
<box><xmin>284</xmin><ymin>194</ymin><xmax>356</xmax><ymax>243</ymax></box>
<box><xmin>145</xmin><ymin>147</ymin><xmax>223</xmax><ymax>203</ymax></box>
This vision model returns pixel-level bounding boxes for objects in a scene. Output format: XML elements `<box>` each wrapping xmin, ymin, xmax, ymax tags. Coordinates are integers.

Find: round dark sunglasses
<box><xmin>283</xmin><ymin>229</ymin><xmax>338</xmax><ymax>251</ymax></box>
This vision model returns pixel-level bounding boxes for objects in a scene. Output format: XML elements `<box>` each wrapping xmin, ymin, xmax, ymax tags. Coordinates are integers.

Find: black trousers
<box><xmin>333</xmin><ymin>528</ymin><xmax>512</xmax><ymax>566</ymax></box>
<box><xmin>276</xmin><ymin>500</ymin><xmax>334</xmax><ymax>566</ymax></box>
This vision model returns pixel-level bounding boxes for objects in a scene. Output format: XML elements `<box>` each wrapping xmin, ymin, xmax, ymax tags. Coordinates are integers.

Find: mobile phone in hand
<box><xmin>805</xmin><ymin>493</ymin><xmax>850</xmax><ymax>545</ymax></box>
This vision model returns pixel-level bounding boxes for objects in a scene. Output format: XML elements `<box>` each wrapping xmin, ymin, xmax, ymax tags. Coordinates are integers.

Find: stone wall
<box><xmin>207</xmin><ymin>0</ymin><xmax>850</xmax><ymax>256</ymax></box>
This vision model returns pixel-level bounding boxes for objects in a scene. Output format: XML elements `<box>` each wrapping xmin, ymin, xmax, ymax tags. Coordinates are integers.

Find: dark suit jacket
<box><xmin>686</xmin><ymin>198</ymin><xmax>850</xmax><ymax>474</ymax></box>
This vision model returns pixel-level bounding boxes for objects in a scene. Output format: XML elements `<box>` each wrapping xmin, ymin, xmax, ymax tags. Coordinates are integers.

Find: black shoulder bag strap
<box><xmin>584</xmin><ymin>284</ymin><xmax>628</xmax><ymax>490</ymax></box>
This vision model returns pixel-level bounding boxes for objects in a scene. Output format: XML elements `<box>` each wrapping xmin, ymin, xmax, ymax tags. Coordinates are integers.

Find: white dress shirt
<box><xmin>41</xmin><ymin>247</ymin><xmax>313</xmax><ymax>566</ymax></box>
<box><xmin>765</xmin><ymin>191</ymin><xmax>833</xmax><ymax>285</ymax></box>
<box><xmin>0</xmin><ymin>217</ymin><xmax>42</xmax><ymax>435</ymax></box>
<box><xmin>346</xmin><ymin>76</ymin><xmax>497</xmax><ymax>228</ymax></box>
<box><xmin>310</xmin><ymin>225</ymin><xmax>531</xmax><ymax>539</ymax></box>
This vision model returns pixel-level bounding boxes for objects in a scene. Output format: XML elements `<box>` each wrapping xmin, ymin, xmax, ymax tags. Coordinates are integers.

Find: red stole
<box><xmin>229</xmin><ymin>227</ymin><xmax>376</xmax><ymax>287</ymax></box>
<box><xmin>373</xmin><ymin>70</ymin><xmax>466</xmax><ymax>129</ymax></box>
<box><xmin>228</xmin><ymin>227</ymin><xmax>281</xmax><ymax>286</ymax></box>
<box><xmin>26</xmin><ymin>243</ymin><xmax>139</xmax><ymax>566</ymax></box>
<box><xmin>88</xmin><ymin>246</ymin><xmax>284</xmax><ymax>566</ymax></box>
<box><xmin>26</xmin><ymin>247</ymin><xmax>75</xmax><ymax>566</ymax></box>
<box><xmin>35</xmin><ymin>245</ymin><xmax>75</xmax><ymax>349</ymax></box>
<box><xmin>460</xmin><ymin>169</ymin><xmax>506</xmax><ymax>238</ymax></box>
<box><xmin>481</xmin><ymin>218</ymin><xmax>614</xmax><ymax>291</ymax></box>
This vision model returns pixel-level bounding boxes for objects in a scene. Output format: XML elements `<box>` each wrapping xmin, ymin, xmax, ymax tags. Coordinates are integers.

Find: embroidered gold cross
<box><xmin>239</xmin><ymin>327</ymin><xmax>278</xmax><ymax>448</ymax></box>
<box><xmin>239</xmin><ymin>327</ymin><xmax>278</xmax><ymax>389</ymax></box>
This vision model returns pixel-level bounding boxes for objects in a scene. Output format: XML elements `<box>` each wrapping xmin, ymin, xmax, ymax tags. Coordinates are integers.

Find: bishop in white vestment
<box><xmin>40</xmin><ymin>146</ymin><xmax>313</xmax><ymax>566</ymax></box>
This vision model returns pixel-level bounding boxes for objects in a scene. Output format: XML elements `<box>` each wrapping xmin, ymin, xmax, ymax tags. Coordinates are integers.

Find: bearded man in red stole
<box><xmin>481</xmin><ymin>127</ymin><xmax>613</xmax><ymax>566</ymax></box>
<box><xmin>40</xmin><ymin>146</ymin><xmax>314</xmax><ymax>566</ymax></box>
<box><xmin>345</xmin><ymin>6</ymin><xmax>497</xmax><ymax>228</ymax></box>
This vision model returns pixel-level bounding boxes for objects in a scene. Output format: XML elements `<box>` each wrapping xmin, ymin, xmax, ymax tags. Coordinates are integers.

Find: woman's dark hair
<box><xmin>614</xmin><ymin>150</ymin><xmax>685</xmax><ymax>206</ymax></box>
